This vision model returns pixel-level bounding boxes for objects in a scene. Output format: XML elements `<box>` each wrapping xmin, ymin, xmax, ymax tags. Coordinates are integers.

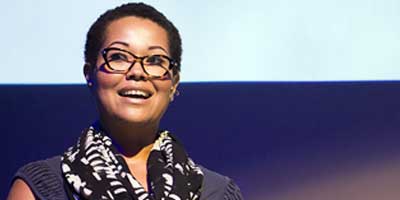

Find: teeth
<box><xmin>122</xmin><ymin>90</ymin><xmax>150</xmax><ymax>98</ymax></box>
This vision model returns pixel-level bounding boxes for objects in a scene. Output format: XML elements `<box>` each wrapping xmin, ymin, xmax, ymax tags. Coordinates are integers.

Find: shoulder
<box><xmin>12</xmin><ymin>157</ymin><xmax>243</xmax><ymax>200</ymax></box>
<box><xmin>13</xmin><ymin>156</ymin><xmax>67</xmax><ymax>200</ymax></box>
<box><xmin>200</xmin><ymin>166</ymin><xmax>243</xmax><ymax>200</ymax></box>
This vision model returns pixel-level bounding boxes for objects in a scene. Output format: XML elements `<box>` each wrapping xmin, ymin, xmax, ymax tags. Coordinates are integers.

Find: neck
<box><xmin>96</xmin><ymin>118</ymin><xmax>159</xmax><ymax>158</ymax></box>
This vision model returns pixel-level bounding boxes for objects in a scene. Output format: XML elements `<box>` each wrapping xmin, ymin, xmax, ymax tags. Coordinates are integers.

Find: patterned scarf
<box><xmin>61</xmin><ymin>125</ymin><xmax>203</xmax><ymax>200</ymax></box>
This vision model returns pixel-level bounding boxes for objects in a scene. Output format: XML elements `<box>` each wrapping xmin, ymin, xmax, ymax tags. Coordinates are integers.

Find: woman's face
<box><xmin>86</xmin><ymin>16</ymin><xmax>178</xmax><ymax>127</ymax></box>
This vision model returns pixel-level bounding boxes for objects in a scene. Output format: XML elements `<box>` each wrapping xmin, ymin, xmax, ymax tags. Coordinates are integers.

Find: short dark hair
<box><xmin>84</xmin><ymin>2</ymin><xmax>182</xmax><ymax>74</ymax></box>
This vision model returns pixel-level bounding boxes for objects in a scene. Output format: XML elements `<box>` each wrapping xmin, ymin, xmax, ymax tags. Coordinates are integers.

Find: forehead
<box><xmin>103</xmin><ymin>16</ymin><xmax>169</xmax><ymax>51</ymax></box>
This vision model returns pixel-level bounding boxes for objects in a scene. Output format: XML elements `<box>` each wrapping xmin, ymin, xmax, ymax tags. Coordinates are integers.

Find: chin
<box><xmin>114</xmin><ymin>110</ymin><xmax>158</xmax><ymax>127</ymax></box>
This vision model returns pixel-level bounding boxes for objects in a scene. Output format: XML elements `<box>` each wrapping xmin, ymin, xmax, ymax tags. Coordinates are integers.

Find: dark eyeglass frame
<box><xmin>101</xmin><ymin>47</ymin><xmax>178</xmax><ymax>78</ymax></box>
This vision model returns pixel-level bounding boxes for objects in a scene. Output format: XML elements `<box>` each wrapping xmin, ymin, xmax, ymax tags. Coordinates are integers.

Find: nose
<box><xmin>125</xmin><ymin>61</ymin><xmax>147</xmax><ymax>81</ymax></box>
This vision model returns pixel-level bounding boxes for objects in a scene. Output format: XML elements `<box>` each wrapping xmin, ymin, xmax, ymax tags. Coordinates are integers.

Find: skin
<box><xmin>8</xmin><ymin>16</ymin><xmax>179</xmax><ymax>199</ymax></box>
<box><xmin>7</xmin><ymin>180</ymin><xmax>35</xmax><ymax>200</ymax></box>
<box><xmin>88</xmin><ymin>16</ymin><xmax>179</xmax><ymax>191</ymax></box>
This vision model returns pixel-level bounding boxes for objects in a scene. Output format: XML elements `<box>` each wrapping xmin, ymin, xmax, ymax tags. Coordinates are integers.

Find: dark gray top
<box><xmin>14</xmin><ymin>156</ymin><xmax>243</xmax><ymax>200</ymax></box>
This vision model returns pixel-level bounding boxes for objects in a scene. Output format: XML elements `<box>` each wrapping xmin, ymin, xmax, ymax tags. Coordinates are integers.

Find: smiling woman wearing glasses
<box><xmin>8</xmin><ymin>2</ymin><xmax>243</xmax><ymax>200</ymax></box>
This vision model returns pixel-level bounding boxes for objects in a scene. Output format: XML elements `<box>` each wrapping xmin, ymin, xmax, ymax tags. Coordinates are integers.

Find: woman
<box><xmin>8</xmin><ymin>2</ymin><xmax>243</xmax><ymax>200</ymax></box>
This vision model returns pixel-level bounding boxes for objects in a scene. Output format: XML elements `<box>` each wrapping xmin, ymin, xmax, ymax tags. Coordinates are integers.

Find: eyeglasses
<box><xmin>101</xmin><ymin>47</ymin><xmax>178</xmax><ymax>78</ymax></box>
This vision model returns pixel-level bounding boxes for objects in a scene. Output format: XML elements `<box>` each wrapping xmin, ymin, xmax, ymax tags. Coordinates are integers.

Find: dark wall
<box><xmin>2</xmin><ymin>82</ymin><xmax>400</xmax><ymax>199</ymax></box>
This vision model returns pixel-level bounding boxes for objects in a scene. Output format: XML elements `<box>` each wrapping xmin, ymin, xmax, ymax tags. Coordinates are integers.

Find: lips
<box><xmin>118</xmin><ymin>88</ymin><xmax>152</xmax><ymax>99</ymax></box>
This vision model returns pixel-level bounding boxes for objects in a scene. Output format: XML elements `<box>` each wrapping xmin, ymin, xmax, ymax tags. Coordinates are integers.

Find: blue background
<box><xmin>3</xmin><ymin>82</ymin><xmax>400</xmax><ymax>199</ymax></box>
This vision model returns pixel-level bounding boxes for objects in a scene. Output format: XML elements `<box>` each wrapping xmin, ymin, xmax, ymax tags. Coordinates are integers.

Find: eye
<box><xmin>107</xmin><ymin>51</ymin><xmax>129</xmax><ymax>62</ymax></box>
<box><xmin>145</xmin><ymin>55</ymin><xmax>168</xmax><ymax>66</ymax></box>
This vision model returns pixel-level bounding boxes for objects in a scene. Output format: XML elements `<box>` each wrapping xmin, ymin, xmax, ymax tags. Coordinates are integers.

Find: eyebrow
<box><xmin>148</xmin><ymin>46</ymin><xmax>168</xmax><ymax>54</ymax></box>
<box><xmin>107</xmin><ymin>41</ymin><xmax>168</xmax><ymax>54</ymax></box>
<box><xmin>108</xmin><ymin>41</ymin><xmax>130</xmax><ymax>47</ymax></box>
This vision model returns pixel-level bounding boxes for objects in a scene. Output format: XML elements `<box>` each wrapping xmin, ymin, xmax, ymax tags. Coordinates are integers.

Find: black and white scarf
<box><xmin>61</xmin><ymin>125</ymin><xmax>203</xmax><ymax>200</ymax></box>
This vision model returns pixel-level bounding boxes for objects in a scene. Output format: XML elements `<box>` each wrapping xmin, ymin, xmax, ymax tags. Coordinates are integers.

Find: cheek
<box><xmin>154</xmin><ymin>79</ymin><xmax>172</xmax><ymax>95</ymax></box>
<box><xmin>93</xmin><ymin>73</ymin><xmax>122</xmax><ymax>107</ymax></box>
<box><xmin>95</xmin><ymin>72</ymin><xmax>121</xmax><ymax>89</ymax></box>
<box><xmin>152</xmin><ymin>80</ymin><xmax>173</xmax><ymax>108</ymax></box>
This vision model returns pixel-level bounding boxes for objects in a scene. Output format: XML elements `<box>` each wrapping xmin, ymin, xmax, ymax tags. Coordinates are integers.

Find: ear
<box><xmin>169</xmin><ymin>73</ymin><xmax>180</xmax><ymax>101</ymax></box>
<box><xmin>171</xmin><ymin>73</ymin><xmax>180</xmax><ymax>93</ymax></box>
<box><xmin>83</xmin><ymin>63</ymin><xmax>93</xmax><ymax>86</ymax></box>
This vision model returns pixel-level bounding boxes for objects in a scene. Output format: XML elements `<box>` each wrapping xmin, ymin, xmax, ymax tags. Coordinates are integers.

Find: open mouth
<box><xmin>118</xmin><ymin>89</ymin><xmax>152</xmax><ymax>99</ymax></box>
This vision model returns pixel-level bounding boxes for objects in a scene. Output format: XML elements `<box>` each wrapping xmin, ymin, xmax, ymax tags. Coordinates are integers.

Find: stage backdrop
<box><xmin>2</xmin><ymin>82</ymin><xmax>400</xmax><ymax>200</ymax></box>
